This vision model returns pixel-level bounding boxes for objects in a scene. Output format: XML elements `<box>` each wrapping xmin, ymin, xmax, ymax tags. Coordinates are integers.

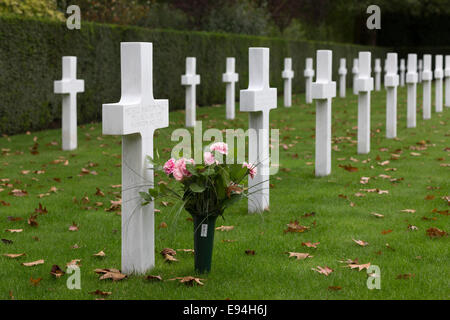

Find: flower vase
<box><xmin>192</xmin><ymin>214</ymin><xmax>218</xmax><ymax>273</ymax></box>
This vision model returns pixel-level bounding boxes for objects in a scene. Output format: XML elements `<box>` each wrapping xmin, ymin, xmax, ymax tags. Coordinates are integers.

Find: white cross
<box><xmin>240</xmin><ymin>48</ymin><xmax>277</xmax><ymax>213</ymax></box>
<box><xmin>182</xmin><ymin>57</ymin><xmax>201</xmax><ymax>127</ymax></box>
<box><xmin>374</xmin><ymin>59</ymin><xmax>382</xmax><ymax>91</ymax></box>
<box><xmin>355</xmin><ymin>52</ymin><xmax>374</xmax><ymax>155</ymax></box>
<box><xmin>311</xmin><ymin>50</ymin><xmax>336</xmax><ymax>177</ymax></box>
<box><xmin>352</xmin><ymin>58</ymin><xmax>359</xmax><ymax>95</ymax></box>
<box><xmin>282</xmin><ymin>58</ymin><xmax>294</xmax><ymax>107</ymax></box>
<box><xmin>54</xmin><ymin>56</ymin><xmax>84</xmax><ymax>151</ymax></box>
<box><xmin>304</xmin><ymin>58</ymin><xmax>314</xmax><ymax>104</ymax></box>
<box><xmin>434</xmin><ymin>55</ymin><xmax>444</xmax><ymax>113</ymax></box>
<box><xmin>338</xmin><ymin>58</ymin><xmax>347</xmax><ymax>98</ymax></box>
<box><xmin>384</xmin><ymin>53</ymin><xmax>399</xmax><ymax>138</ymax></box>
<box><xmin>418</xmin><ymin>59</ymin><xmax>423</xmax><ymax>83</ymax></box>
<box><xmin>102</xmin><ymin>42</ymin><xmax>169</xmax><ymax>275</ymax></box>
<box><xmin>422</xmin><ymin>54</ymin><xmax>433</xmax><ymax>119</ymax></box>
<box><xmin>399</xmin><ymin>59</ymin><xmax>406</xmax><ymax>87</ymax></box>
<box><xmin>445</xmin><ymin>55</ymin><xmax>450</xmax><ymax>108</ymax></box>
<box><xmin>222</xmin><ymin>57</ymin><xmax>239</xmax><ymax>119</ymax></box>
<box><xmin>406</xmin><ymin>54</ymin><xmax>418</xmax><ymax>128</ymax></box>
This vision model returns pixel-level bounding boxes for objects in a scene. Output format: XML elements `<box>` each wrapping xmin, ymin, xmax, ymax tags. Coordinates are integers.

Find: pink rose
<box><xmin>203</xmin><ymin>152</ymin><xmax>217</xmax><ymax>166</ymax></box>
<box><xmin>163</xmin><ymin>158</ymin><xmax>176</xmax><ymax>175</ymax></box>
<box><xmin>243</xmin><ymin>162</ymin><xmax>257</xmax><ymax>179</ymax></box>
<box><xmin>210</xmin><ymin>142</ymin><xmax>228</xmax><ymax>155</ymax></box>
<box><xmin>172</xmin><ymin>158</ymin><xmax>194</xmax><ymax>180</ymax></box>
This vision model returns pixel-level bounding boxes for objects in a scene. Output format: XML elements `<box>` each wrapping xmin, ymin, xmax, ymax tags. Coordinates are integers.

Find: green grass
<box><xmin>0</xmin><ymin>85</ymin><xmax>449</xmax><ymax>300</ymax></box>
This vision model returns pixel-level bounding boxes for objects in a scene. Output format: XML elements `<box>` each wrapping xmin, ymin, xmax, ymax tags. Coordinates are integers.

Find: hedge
<box><xmin>0</xmin><ymin>15</ymin><xmax>390</xmax><ymax>135</ymax></box>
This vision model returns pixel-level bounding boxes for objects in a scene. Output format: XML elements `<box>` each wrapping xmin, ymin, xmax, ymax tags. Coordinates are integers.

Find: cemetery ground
<box><xmin>0</xmin><ymin>86</ymin><xmax>448</xmax><ymax>300</ymax></box>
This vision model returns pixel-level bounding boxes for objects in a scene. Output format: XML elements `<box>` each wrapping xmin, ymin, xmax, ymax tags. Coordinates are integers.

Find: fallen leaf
<box><xmin>426</xmin><ymin>227</ymin><xmax>448</xmax><ymax>238</ymax></box>
<box><xmin>89</xmin><ymin>289</ymin><xmax>112</xmax><ymax>296</ymax></box>
<box><xmin>328</xmin><ymin>286</ymin><xmax>342</xmax><ymax>291</ymax></box>
<box><xmin>424</xmin><ymin>195</ymin><xmax>435</xmax><ymax>200</ymax></box>
<box><xmin>287</xmin><ymin>252</ymin><xmax>312</xmax><ymax>260</ymax></box>
<box><xmin>302</xmin><ymin>242</ymin><xmax>320</xmax><ymax>248</ymax></box>
<box><xmin>339</xmin><ymin>164</ymin><xmax>358</xmax><ymax>172</ymax></box>
<box><xmin>34</xmin><ymin>203</ymin><xmax>48</xmax><ymax>215</ymax></box>
<box><xmin>216</xmin><ymin>225</ymin><xmax>234</xmax><ymax>232</ymax></box>
<box><xmin>312</xmin><ymin>266</ymin><xmax>333</xmax><ymax>276</ymax></box>
<box><xmin>5</xmin><ymin>229</ymin><xmax>23</xmax><ymax>233</ymax></box>
<box><xmin>22</xmin><ymin>259</ymin><xmax>44</xmax><ymax>267</ymax></box>
<box><xmin>401</xmin><ymin>209</ymin><xmax>416</xmax><ymax>213</ymax></box>
<box><xmin>352</xmin><ymin>239</ymin><xmax>369</xmax><ymax>246</ymax></box>
<box><xmin>396</xmin><ymin>273</ymin><xmax>415</xmax><ymax>279</ymax></box>
<box><xmin>348</xmin><ymin>263</ymin><xmax>371</xmax><ymax>271</ymax></box>
<box><xmin>30</xmin><ymin>277</ymin><xmax>42</xmax><ymax>286</ymax></box>
<box><xmin>381</xmin><ymin>229</ymin><xmax>393</xmax><ymax>235</ymax></box>
<box><xmin>99</xmin><ymin>271</ymin><xmax>127</xmax><ymax>281</ymax></box>
<box><xmin>3</xmin><ymin>253</ymin><xmax>25</xmax><ymax>259</ymax></box>
<box><xmin>284</xmin><ymin>221</ymin><xmax>310</xmax><ymax>233</ymax></box>
<box><xmin>245</xmin><ymin>250</ymin><xmax>255</xmax><ymax>255</ymax></box>
<box><xmin>50</xmin><ymin>265</ymin><xmax>65</xmax><ymax>278</ymax></box>
<box><xmin>69</xmin><ymin>222</ymin><xmax>79</xmax><ymax>231</ymax></box>
<box><xmin>93</xmin><ymin>250</ymin><xmax>106</xmax><ymax>257</ymax></box>
<box><xmin>169</xmin><ymin>276</ymin><xmax>204</xmax><ymax>286</ymax></box>
<box><xmin>370</xmin><ymin>212</ymin><xmax>384</xmax><ymax>218</ymax></box>
<box><xmin>145</xmin><ymin>275</ymin><xmax>162</xmax><ymax>281</ymax></box>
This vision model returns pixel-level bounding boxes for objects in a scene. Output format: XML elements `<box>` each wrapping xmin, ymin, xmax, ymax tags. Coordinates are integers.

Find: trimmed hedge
<box><xmin>0</xmin><ymin>16</ymin><xmax>389</xmax><ymax>135</ymax></box>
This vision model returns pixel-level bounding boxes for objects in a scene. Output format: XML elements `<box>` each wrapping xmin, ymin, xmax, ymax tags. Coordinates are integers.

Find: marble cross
<box><xmin>338</xmin><ymin>58</ymin><xmax>347</xmax><ymax>98</ymax></box>
<box><xmin>406</xmin><ymin>54</ymin><xmax>418</xmax><ymax>128</ymax></box>
<box><xmin>102</xmin><ymin>42</ymin><xmax>169</xmax><ymax>274</ymax></box>
<box><xmin>418</xmin><ymin>59</ymin><xmax>423</xmax><ymax>83</ymax></box>
<box><xmin>445</xmin><ymin>55</ymin><xmax>450</xmax><ymax>108</ymax></box>
<box><xmin>399</xmin><ymin>58</ymin><xmax>406</xmax><ymax>87</ymax></box>
<box><xmin>434</xmin><ymin>55</ymin><xmax>444</xmax><ymax>113</ymax></box>
<box><xmin>240</xmin><ymin>48</ymin><xmax>277</xmax><ymax>213</ymax></box>
<box><xmin>374</xmin><ymin>59</ymin><xmax>382</xmax><ymax>91</ymax></box>
<box><xmin>422</xmin><ymin>54</ymin><xmax>433</xmax><ymax>120</ymax></box>
<box><xmin>304</xmin><ymin>58</ymin><xmax>314</xmax><ymax>104</ymax></box>
<box><xmin>182</xmin><ymin>57</ymin><xmax>201</xmax><ymax>127</ymax></box>
<box><xmin>352</xmin><ymin>58</ymin><xmax>359</xmax><ymax>95</ymax></box>
<box><xmin>282</xmin><ymin>58</ymin><xmax>294</xmax><ymax>107</ymax></box>
<box><xmin>355</xmin><ymin>52</ymin><xmax>374</xmax><ymax>154</ymax></box>
<box><xmin>222</xmin><ymin>57</ymin><xmax>239</xmax><ymax>119</ymax></box>
<box><xmin>384</xmin><ymin>53</ymin><xmax>399</xmax><ymax>138</ymax></box>
<box><xmin>54</xmin><ymin>56</ymin><xmax>84</xmax><ymax>151</ymax></box>
<box><xmin>311</xmin><ymin>50</ymin><xmax>336</xmax><ymax>177</ymax></box>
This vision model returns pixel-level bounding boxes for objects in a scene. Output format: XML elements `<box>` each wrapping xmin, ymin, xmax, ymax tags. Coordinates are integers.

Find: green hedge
<box><xmin>0</xmin><ymin>16</ymin><xmax>389</xmax><ymax>135</ymax></box>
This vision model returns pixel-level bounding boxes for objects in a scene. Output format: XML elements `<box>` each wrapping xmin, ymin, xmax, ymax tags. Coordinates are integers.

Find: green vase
<box><xmin>193</xmin><ymin>214</ymin><xmax>218</xmax><ymax>273</ymax></box>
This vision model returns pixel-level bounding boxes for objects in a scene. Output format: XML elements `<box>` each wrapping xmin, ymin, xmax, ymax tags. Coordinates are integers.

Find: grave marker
<box><xmin>418</xmin><ymin>59</ymin><xmax>423</xmax><ymax>83</ymax></box>
<box><xmin>352</xmin><ymin>58</ymin><xmax>359</xmax><ymax>95</ymax></box>
<box><xmin>102</xmin><ymin>42</ymin><xmax>169</xmax><ymax>274</ymax></box>
<box><xmin>374</xmin><ymin>58</ymin><xmax>381</xmax><ymax>91</ymax></box>
<box><xmin>445</xmin><ymin>55</ymin><xmax>450</xmax><ymax>108</ymax></box>
<box><xmin>422</xmin><ymin>54</ymin><xmax>433</xmax><ymax>120</ymax></box>
<box><xmin>182</xmin><ymin>57</ymin><xmax>200</xmax><ymax>127</ymax></box>
<box><xmin>434</xmin><ymin>55</ymin><xmax>444</xmax><ymax>113</ymax></box>
<box><xmin>222</xmin><ymin>57</ymin><xmax>239</xmax><ymax>119</ymax></box>
<box><xmin>384</xmin><ymin>53</ymin><xmax>399</xmax><ymax>138</ymax></box>
<box><xmin>311</xmin><ymin>50</ymin><xmax>336</xmax><ymax>176</ymax></box>
<box><xmin>282</xmin><ymin>58</ymin><xmax>294</xmax><ymax>107</ymax></box>
<box><xmin>399</xmin><ymin>58</ymin><xmax>406</xmax><ymax>87</ymax></box>
<box><xmin>54</xmin><ymin>56</ymin><xmax>84</xmax><ymax>151</ymax></box>
<box><xmin>304</xmin><ymin>58</ymin><xmax>314</xmax><ymax>104</ymax></box>
<box><xmin>406</xmin><ymin>54</ymin><xmax>418</xmax><ymax>128</ymax></box>
<box><xmin>355</xmin><ymin>52</ymin><xmax>374</xmax><ymax>154</ymax></box>
<box><xmin>338</xmin><ymin>58</ymin><xmax>347</xmax><ymax>98</ymax></box>
<box><xmin>240</xmin><ymin>48</ymin><xmax>277</xmax><ymax>213</ymax></box>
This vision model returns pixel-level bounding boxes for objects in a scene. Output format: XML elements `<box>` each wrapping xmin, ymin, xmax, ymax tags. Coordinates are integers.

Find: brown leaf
<box><xmin>328</xmin><ymin>286</ymin><xmax>342</xmax><ymax>291</ymax></box>
<box><xmin>312</xmin><ymin>266</ymin><xmax>333</xmax><ymax>276</ymax></box>
<box><xmin>160</xmin><ymin>248</ymin><xmax>176</xmax><ymax>257</ymax></box>
<box><xmin>424</xmin><ymin>195</ymin><xmax>435</xmax><ymax>200</ymax></box>
<box><xmin>3</xmin><ymin>253</ymin><xmax>26</xmax><ymax>259</ymax></box>
<box><xmin>30</xmin><ymin>277</ymin><xmax>42</xmax><ymax>286</ymax></box>
<box><xmin>145</xmin><ymin>275</ymin><xmax>162</xmax><ymax>281</ymax></box>
<box><xmin>99</xmin><ymin>271</ymin><xmax>127</xmax><ymax>281</ymax></box>
<box><xmin>34</xmin><ymin>203</ymin><xmax>48</xmax><ymax>215</ymax></box>
<box><xmin>348</xmin><ymin>263</ymin><xmax>371</xmax><ymax>271</ymax></box>
<box><xmin>50</xmin><ymin>265</ymin><xmax>65</xmax><ymax>278</ymax></box>
<box><xmin>95</xmin><ymin>188</ymin><xmax>105</xmax><ymax>197</ymax></box>
<box><xmin>245</xmin><ymin>250</ymin><xmax>255</xmax><ymax>255</ymax></box>
<box><xmin>22</xmin><ymin>259</ymin><xmax>44</xmax><ymax>267</ymax></box>
<box><xmin>216</xmin><ymin>225</ymin><xmax>234</xmax><ymax>232</ymax></box>
<box><xmin>339</xmin><ymin>164</ymin><xmax>358</xmax><ymax>172</ymax></box>
<box><xmin>401</xmin><ymin>209</ymin><xmax>416</xmax><ymax>213</ymax></box>
<box><xmin>28</xmin><ymin>214</ymin><xmax>38</xmax><ymax>227</ymax></box>
<box><xmin>352</xmin><ymin>239</ymin><xmax>369</xmax><ymax>246</ymax></box>
<box><xmin>426</xmin><ymin>227</ymin><xmax>448</xmax><ymax>238</ymax></box>
<box><xmin>396</xmin><ymin>273</ymin><xmax>415</xmax><ymax>279</ymax></box>
<box><xmin>89</xmin><ymin>289</ymin><xmax>112</xmax><ymax>296</ymax></box>
<box><xmin>301</xmin><ymin>242</ymin><xmax>320</xmax><ymax>248</ymax></box>
<box><xmin>287</xmin><ymin>252</ymin><xmax>312</xmax><ymax>260</ymax></box>
<box><xmin>169</xmin><ymin>276</ymin><xmax>204</xmax><ymax>286</ymax></box>
<box><xmin>5</xmin><ymin>229</ymin><xmax>23</xmax><ymax>233</ymax></box>
<box><xmin>381</xmin><ymin>229</ymin><xmax>393</xmax><ymax>235</ymax></box>
<box><xmin>159</xmin><ymin>222</ymin><xmax>168</xmax><ymax>229</ymax></box>
<box><xmin>9</xmin><ymin>189</ymin><xmax>28</xmax><ymax>197</ymax></box>
<box><xmin>93</xmin><ymin>250</ymin><xmax>106</xmax><ymax>257</ymax></box>
<box><xmin>284</xmin><ymin>221</ymin><xmax>310</xmax><ymax>233</ymax></box>
<box><xmin>370</xmin><ymin>212</ymin><xmax>384</xmax><ymax>218</ymax></box>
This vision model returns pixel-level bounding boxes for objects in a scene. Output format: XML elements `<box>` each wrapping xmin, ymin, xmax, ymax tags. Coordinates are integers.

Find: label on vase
<box><xmin>201</xmin><ymin>224</ymin><xmax>208</xmax><ymax>237</ymax></box>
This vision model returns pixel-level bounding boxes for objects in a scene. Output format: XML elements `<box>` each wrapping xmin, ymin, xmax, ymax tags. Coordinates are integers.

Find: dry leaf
<box><xmin>370</xmin><ymin>212</ymin><xmax>384</xmax><ymax>218</ymax></box>
<box><xmin>401</xmin><ymin>209</ymin><xmax>416</xmax><ymax>213</ymax></box>
<box><xmin>245</xmin><ymin>250</ymin><xmax>256</xmax><ymax>255</ymax></box>
<box><xmin>22</xmin><ymin>259</ymin><xmax>44</xmax><ymax>267</ymax></box>
<box><xmin>426</xmin><ymin>227</ymin><xmax>448</xmax><ymax>238</ymax></box>
<box><xmin>169</xmin><ymin>276</ymin><xmax>205</xmax><ymax>286</ymax></box>
<box><xmin>93</xmin><ymin>250</ymin><xmax>106</xmax><ymax>257</ymax></box>
<box><xmin>6</xmin><ymin>229</ymin><xmax>23</xmax><ymax>233</ymax></box>
<box><xmin>3</xmin><ymin>253</ymin><xmax>25</xmax><ymax>259</ymax></box>
<box><xmin>216</xmin><ymin>225</ymin><xmax>234</xmax><ymax>232</ymax></box>
<box><xmin>312</xmin><ymin>266</ymin><xmax>333</xmax><ymax>276</ymax></box>
<box><xmin>145</xmin><ymin>275</ymin><xmax>162</xmax><ymax>281</ymax></box>
<box><xmin>302</xmin><ymin>241</ymin><xmax>320</xmax><ymax>248</ymax></box>
<box><xmin>348</xmin><ymin>263</ymin><xmax>371</xmax><ymax>271</ymax></box>
<box><xmin>284</xmin><ymin>221</ymin><xmax>310</xmax><ymax>233</ymax></box>
<box><xmin>69</xmin><ymin>222</ymin><xmax>79</xmax><ymax>231</ymax></box>
<box><xmin>50</xmin><ymin>265</ymin><xmax>65</xmax><ymax>278</ymax></box>
<box><xmin>30</xmin><ymin>277</ymin><xmax>42</xmax><ymax>286</ymax></box>
<box><xmin>287</xmin><ymin>252</ymin><xmax>312</xmax><ymax>260</ymax></box>
<box><xmin>352</xmin><ymin>239</ymin><xmax>369</xmax><ymax>246</ymax></box>
<box><xmin>89</xmin><ymin>289</ymin><xmax>112</xmax><ymax>296</ymax></box>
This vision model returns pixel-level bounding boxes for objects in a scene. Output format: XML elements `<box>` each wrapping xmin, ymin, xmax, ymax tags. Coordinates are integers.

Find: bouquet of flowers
<box><xmin>140</xmin><ymin>142</ymin><xmax>257</xmax><ymax>273</ymax></box>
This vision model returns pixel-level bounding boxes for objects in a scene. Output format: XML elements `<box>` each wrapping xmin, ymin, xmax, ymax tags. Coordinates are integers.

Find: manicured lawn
<box><xmin>0</xmin><ymin>85</ymin><xmax>448</xmax><ymax>300</ymax></box>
